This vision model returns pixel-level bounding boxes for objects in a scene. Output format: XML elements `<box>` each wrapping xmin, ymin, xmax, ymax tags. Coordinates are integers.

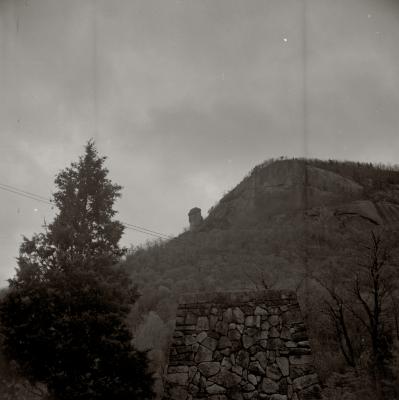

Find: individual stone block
<box><xmin>215</xmin><ymin>321</ymin><xmax>229</xmax><ymax>336</ymax></box>
<box><xmin>248</xmin><ymin>344</ymin><xmax>263</xmax><ymax>356</ymax></box>
<box><xmin>232</xmin><ymin>365</ymin><xmax>243</xmax><ymax>376</ymax></box>
<box><xmin>195</xmin><ymin>345</ymin><xmax>213</xmax><ymax>363</ymax></box>
<box><xmin>269</xmin><ymin>327</ymin><xmax>280</xmax><ymax>338</ymax></box>
<box><xmin>220</xmin><ymin>347</ymin><xmax>231</xmax><ymax>356</ymax></box>
<box><xmin>188</xmin><ymin>365</ymin><xmax>197</xmax><ymax>379</ymax></box>
<box><xmin>187</xmin><ymin>382</ymin><xmax>199</xmax><ymax>395</ymax></box>
<box><xmin>230</xmin><ymin>389</ymin><xmax>244</xmax><ymax>400</ymax></box>
<box><xmin>280</xmin><ymin>327</ymin><xmax>292</xmax><ymax>340</ymax></box>
<box><xmin>233</xmin><ymin>307</ymin><xmax>245</xmax><ymax>323</ymax></box>
<box><xmin>254</xmin><ymin>351</ymin><xmax>267</xmax><ymax>370</ymax></box>
<box><xmin>213</xmin><ymin>350</ymin><xmax>223</xmax><ymax>362</ymax></box>
<box><xmin>261</xmin><ymin>321</ymin><xmax>270</xmax><ymax>331</ymax></box>
<box><xmin>218</xmin><ymin>335</ymin><xmax>232</xmax><ymax>349</ymax></box>
<box><xmin>267</xmin><ymin>350</ymin><xmax>276</xmax><ymax>363</ymax></box>
<box><xmin>248</xmin><ymin>360</ymin><xmax>265</xmax><ymax>375</ymax></box>
<box><xmin>270</xmin><ymin>395</ymin><xmax>287</xmax><ymax>400</ymax></box>
<box><xmin>266</xmin><ymin>364</ymin><xmax>282</xmax><ymax>380</ymax></box>
<box><xmin>196</xmin><ymin>331</ymin><xmax>207</xmax><ymax>343</ymax></box>
<box><xmin>207</xmin><ymin>383</ymin><xmax>226</xmax><ymax>394</ymax></box>
<box><xmin>242</xmin><ymin>335</ymin><xmax>255</xmax><ymax>349</ymax></box>
<box><xmin>236</xmin><ymin>324</ymin><xmax>245</xmax><ymax>334</ymax></box>
<box><xmin>230</xmin><ymin>340</ymin><xmax>241</xmax><ymax>352</ymax></box>
<box><xmin>261</xmin><ymin>378</ymin><xmax>279</xmax><ymax>394</ymax></box>
<box><xmin>184</xmin><ymin>335</ymin><xmax>196</xmax><ymax>345</ymax></box>
<box><xmin>209</xmin><ymin>368</ymin><xmax>242</xmax><ymax>388</ymax></box>
<box><xmin>244</xmin><ymin>327</ymin><xmax>258</xmax><ymax>337</ymax></box>
<box><xmin>198</xmin><ymin>362</ymin><xmax>220</xmax><ymax>377</ymax></box>
<box><xmin>229</xmin><ymin>329</ymin><xmax>242</xmax><ymax>341</ymax></box>
<box><xmin>223</xmin><ymin>308</ymin><xmax>233</xmax><ymax>322</ymax></box>
<box><xmin>230</xmin><ymin>351</ymin><xmax>235</xmax><ymax>365</ymax></box>
<box><xmin>221</xmin><ymin>357</ymin><xmax>232</xmax><ymax>369</ymax></box>
<box><xmin>211</xmin><ymin>307</ymin><xmax>219</xmax><ymax>315</ymax></box>
<box><xmin>268</xmin><ymin>338</ymin><xmax>283</xmax><ymax>350</ymax></box>
<box><xmin>236</xmin><ymin>350</ymin><xmax>250</xmax><ymax>368</ymax></box>
<box><xmin>245</xmin><ymin>316</ymin><xmax>256</xmax><ymax>327</ymax></box>
<box><xmin>242</xmin><ymin>382</ymin><xmax>256</xmax><ymax>392</ymax></box>
<box><xmin>259</xmin><ymin>330</ymin><xmax>269</xmax><ymax>340</ymax></box>
<box><xmin>202</xmin><ymin>336</ymin><xmax>218</xmax><ymax>351</ymax></box>
<box><xmin>210</xmin><ymin>315</ymin><xmax>219</xmax><ymax>329</ymax></box>
<box><xmin>255</xmin><ymin>306</ymin><xmax>268</xmax><ymax>316</ymax></box>
<box><xmin>243</xmin><ymin>390</ymin><xmax>258</xmax><ymax>399</ymax></box>
<box><xmin>269</xmin><ymin>315</ymin><xmax>280</xmax><ymax>326</ymax></box>
<box><xmin>248</xmin><ymin>374</ymin><xmax>257</xmax><ymax>386</ymax></box>
<box><xmin>276</xmin><ymin>357</ymin><xmax>289</xmax><ymax>377</ymax></box>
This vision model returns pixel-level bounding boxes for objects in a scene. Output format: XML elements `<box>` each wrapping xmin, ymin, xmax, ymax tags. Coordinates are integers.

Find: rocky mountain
<box><xmin>125</xmin><ymin>158</ymin><xmax>399</xmax><ymax>303</ymax></box>
<box><xmin>124</xmin><ymin>158</ymin><xmax>399</xmax><ymax>399</ymax></box>
<box><xmin>201</xmin><ymin>158</ymin><xmax>399</xmax><ymax>231</ymax></box>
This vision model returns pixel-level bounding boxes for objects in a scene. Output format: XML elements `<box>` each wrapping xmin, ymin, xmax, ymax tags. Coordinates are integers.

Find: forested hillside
<box><xmin>124</xmin><ymin>158</ymin><xmax>399</xmax><ymax>399</ymax></box>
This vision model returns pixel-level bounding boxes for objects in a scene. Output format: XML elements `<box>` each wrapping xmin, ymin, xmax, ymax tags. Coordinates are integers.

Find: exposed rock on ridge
<box><xmin>204</xmin><ymin>159</ymin><xmax>399</xmax><ymax>229</ymax></box>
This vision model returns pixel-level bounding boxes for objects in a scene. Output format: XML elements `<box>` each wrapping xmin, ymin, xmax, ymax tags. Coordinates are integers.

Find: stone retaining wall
<box><xmin>163</xmin><ymin>290</ymin><xmax>322</xmax><ymax>400</ymax></box>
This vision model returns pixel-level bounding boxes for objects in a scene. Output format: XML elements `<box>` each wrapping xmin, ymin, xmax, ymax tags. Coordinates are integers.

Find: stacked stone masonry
<box><xmin>163</xmin><ymin>290</ymin><xmax>322</xmax><ymax>400</ymax></box>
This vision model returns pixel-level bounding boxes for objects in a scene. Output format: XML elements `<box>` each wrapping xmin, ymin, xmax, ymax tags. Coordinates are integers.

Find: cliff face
<box><xmin>204</xmin><ymin>159</ymin><xmax>399</xmax><ymax>229</ymax></box>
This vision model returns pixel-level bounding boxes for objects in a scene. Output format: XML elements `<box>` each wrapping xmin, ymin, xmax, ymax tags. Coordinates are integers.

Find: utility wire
<box><xmin>0</xmin><ymin>182</ymin><xmax>171</xmax><ymax>239</ymax></box>
<box><xmin>0</xmin><ymin>183</ymin><xmax>51</xmax><ymax>202</ymax></box>
<box><xmin>0</xmin><ymin>184</ymin><xmax>53</xmax><ymax>205</ymax></box>
<box><xmin>123</xmin><ymin>225</ymin><xmax>168</xmax><ymax>239</ymax></box>
<box><xmin>123</xmin><ymin>222</ymin><xmax>171</xmax><ymax>239</ymax></box>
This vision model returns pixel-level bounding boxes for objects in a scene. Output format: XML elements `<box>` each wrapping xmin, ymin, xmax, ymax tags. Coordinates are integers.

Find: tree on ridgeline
<box><xmin>0</xmin><ymin>141</ymin><xmax>155</xmax><ymax>400</ymax></box>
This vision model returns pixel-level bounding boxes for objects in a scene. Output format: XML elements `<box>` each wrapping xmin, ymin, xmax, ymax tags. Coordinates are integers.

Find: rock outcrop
<box><xmin>188</xmin><ymin>208</ymin><xmax>203</xmax><ymax>230</ymax></box>
<box><xmin>204</xmin><ymin>159</ymin><xmax>399</xmax><ymax>229</ymax></box>
<box><xmin>163</xmin><ymin>291</ymin><xmax>322</xmax><ymax>400</ymax></box>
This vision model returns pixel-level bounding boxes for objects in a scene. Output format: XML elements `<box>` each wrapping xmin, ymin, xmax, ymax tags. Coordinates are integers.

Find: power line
<box><xmin>123</xmin><ymin>225</ymin><xmax>168</xmax><ymax>239</ymax></box>
<box><xmin>0</xmin><ymin>183</ymin><xmax>51</xmax><ymax>202</ymax></box>
<box><xmin>0</xmin><ymin>182</ymin><xmax>171</xmax><ymax>240</ymax></box>
<box><xmin>123</xmin><ymin>222</ymin><xmax>171</xmax><ymax>239</ymax></box>
<box><xmin>0</xmin><ymin>184</ymin><xmax>53</xmax><ymax>205</ymax></box>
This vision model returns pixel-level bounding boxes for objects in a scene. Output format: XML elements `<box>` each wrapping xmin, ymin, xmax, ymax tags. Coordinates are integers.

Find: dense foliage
<box><xmin>0</xmin><ymin>141</ymin><xmax>154</xmax><ymax>400</ymax></box>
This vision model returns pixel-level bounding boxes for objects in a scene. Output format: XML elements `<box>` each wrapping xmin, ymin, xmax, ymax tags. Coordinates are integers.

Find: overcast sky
<box><xmin>1</xmin><ymin>0</ymin><xmax>399</xmax><ymax>283</ymax></box>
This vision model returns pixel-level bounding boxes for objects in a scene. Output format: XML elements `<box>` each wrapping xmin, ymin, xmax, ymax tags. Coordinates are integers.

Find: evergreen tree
<box><xmin>0</xmin><ymin>141</ymin><xmax>155</xmax><ymax>400</ymax></box>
